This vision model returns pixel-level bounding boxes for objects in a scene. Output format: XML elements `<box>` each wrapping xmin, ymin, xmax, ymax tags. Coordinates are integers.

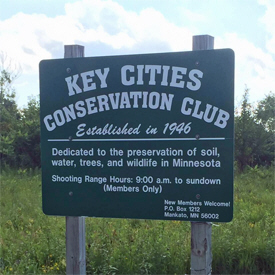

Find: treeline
<box><xmin>0</xmin><ymin>68</ymin><xmax>274</xmax><ymax>170</ymax></box>
<box><xmin>0</xmin><ymin>68</ymin><xmax>40</xmax><ymax>168</ymax></box>
<box><xmin>235</xmin><ymin>89</ymin><xmax>274</xmax><ymax>171</ymax></box>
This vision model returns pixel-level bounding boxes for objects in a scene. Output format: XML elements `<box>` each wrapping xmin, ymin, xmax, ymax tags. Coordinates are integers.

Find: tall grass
<box><xmin>0</xmin><ymin>166</ymin><xmax>274</xmax><ymax>274</ymax></box>
<box><xmin>212</xmin><ymin>166</ymin><xmax>275</xmax><ymax>274</ymax></box>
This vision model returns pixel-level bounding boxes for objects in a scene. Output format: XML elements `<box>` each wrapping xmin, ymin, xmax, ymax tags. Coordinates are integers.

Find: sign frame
<box><xmin>40</xmin><ymin>48</ymin><xmax>234</xmax><ymax>222</ymax></box>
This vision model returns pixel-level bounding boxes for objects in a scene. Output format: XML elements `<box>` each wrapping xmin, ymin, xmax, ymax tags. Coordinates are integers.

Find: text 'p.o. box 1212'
<box><xmin>40</xmin><ymin>49</ymin><xmax>234</xmax><ymax>222</ymax></box>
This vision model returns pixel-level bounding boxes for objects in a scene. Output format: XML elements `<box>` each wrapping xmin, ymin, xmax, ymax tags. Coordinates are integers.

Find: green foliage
<box><xmin>0</xmin><ymin>169</ymin><xmax>66</xmax><ymax>274</ymax></box>
<box><xmin>86</xmin><ymin>219</ymin><xmax>190</xmax><ymax>274</ymax></box>
<box><xmin>235</xmin><ymin>89</ymin><xmax>274</xmax><ymax>170</ymax></box>
<box><xmin>14</xmin><ymin>97</ymin><xmax>41</xmax><ymax>168</ymax></box>
<box><xmin>0</xmin><ymin>68</ymin><xmax>21</xmax><ymax>167</ymax></box>
<box><xmin>212</xmin><ymin>166</ymin><xmax>275</xmax><ymax>274</ymax></box>
<box><xmin>0</xmin><ymin>168</ymin><xmax>274</xmax><ymax>274</ymax></box>
<box><xmin>0</xmin><ymin>61</ymin><xmax>40</xmax><ymax>168</ymax></box>
<box><xmin>255</xmin><ymin>92</ymin><xmax>275</xmax><ymax>133</ymax></box>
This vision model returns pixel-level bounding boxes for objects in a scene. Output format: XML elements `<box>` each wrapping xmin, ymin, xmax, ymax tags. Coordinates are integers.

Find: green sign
<box><xmin>40</xmin><ymin>49</ymin><xmax>234</xmax><ymax>222</ymax></box>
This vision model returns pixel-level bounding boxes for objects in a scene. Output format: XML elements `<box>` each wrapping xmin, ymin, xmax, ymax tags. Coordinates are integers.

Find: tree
<box><xmin>254</xmin><ymin>92</ymin><xmax>275</xmax><ymax>165</ymax></box>
<box><xmin>1</xmin><ymin>52</ymin><xmax>41</xmax><ymax>168</ymax></box>
<box><xmin>235</xmin><ymin>89</ymin><xmax>274</xmax><ymax>171</ymax></box>
<box><xmin>0</xmin><ymin>53</ymin><xmax>21</xmax><ymax>167</ymax></box>
<box><xmin>14</xmin><ymin>97</ymin><xmax>41</xmax><ymax>168</ymax></box>
<box><xmin>255</xmin><ymin>92</ymin><xmax>275</xmax><ymax>133</ymax></box>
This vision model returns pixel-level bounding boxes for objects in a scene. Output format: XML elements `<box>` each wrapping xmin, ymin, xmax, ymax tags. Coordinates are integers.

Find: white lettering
<box><xmin>81</xmin><ymin>71</ymin><xmax>96</xmax><ymax>92</ymax></box>
<box><xmin>214</xmin><ymin>110</ymin><xmax>230</xmax><ymax>129</ymax></box>
<box><xmin>170</xmin><ymin>66</ymin><xmax>187</xmax><ymax>88</ymax></box>
<box><xmin>181</xmin><ymin>97</ymin><xmax>230</xmax><ymax>129</ymax></box>
<box><xmin>181</xmin><ymin>97</ymin><xmax>193</xmax><ymax>115</ymax></box>
<box><xmin>145</xmin><ymin>65</ymin><xmax>162</xmax><ymax>85</ymax></box>
<box><xmin>95</xmin><ymin>68</ymin><xmax>109</xmax><ymax>88</ymax></box>
<box><xmin>187</xmin><ymin>69</ymin><xmax>203</xmax><ymax>91</ymax></box>
<box><xmin>65</xmin><ymin>75</ymin><xmax>82</xmax><ymax>96</ymax></box>
<box><xmin>121</xmin><ymin>65</ymin><xmax>135</xmax><ymax>86</ymax></box>
<box><xmin>44</xmin><ymin>115</ymin><xmax>56</xmax><ymax>131</ymax></box>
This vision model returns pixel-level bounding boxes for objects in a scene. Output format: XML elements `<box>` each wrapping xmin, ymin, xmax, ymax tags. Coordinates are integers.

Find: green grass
<box><xmin>0</xmin><ymin>167</ymin><xmax>274</xmax><ymax>274</ymax></box>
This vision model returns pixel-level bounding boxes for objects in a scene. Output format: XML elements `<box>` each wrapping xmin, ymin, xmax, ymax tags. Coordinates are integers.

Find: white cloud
<box><xmin>0</xmin><ymin>0</ymin><xmax>193</xmax><ymax>106</ymax></box>
<box><xmin>0</xmin><ymin>0</ymin><xmax>274</xmax><ymax>107</ymax></box>
<box><xmin>216</xmin><ymin>32</ymin><xmax>275</xmax><ymax>104</ymax></box>
<box><xmin>258</xmin><ymin>0</ymin><xmax>275</xmax><ymax>55</ymax></box>
<box><xmin>0</xmin><ymin>13</ymin><xmax>59</xmax><ymax>73</ymax></box>
<box><xmin>64</xmin><ymin>0</ymin><xmax>192</xmax><ymax>52</ymax></box>
<box><xmin>0</xmin><ymin>0</ymin><xmax>192</xmax><ymax>76</ymax></box>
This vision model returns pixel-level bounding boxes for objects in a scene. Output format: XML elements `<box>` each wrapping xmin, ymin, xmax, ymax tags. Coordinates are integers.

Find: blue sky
<box><xmin>1</xmin><ymin>0</ymin><xmax>274</xmax><ymax>107</ymax></box>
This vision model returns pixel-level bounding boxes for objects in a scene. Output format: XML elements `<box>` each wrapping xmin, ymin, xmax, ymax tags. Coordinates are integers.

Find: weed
<box><xmin>0</xmin><ymin>167</ymin><xmax>274</xmax><ymax>274</ymax></box>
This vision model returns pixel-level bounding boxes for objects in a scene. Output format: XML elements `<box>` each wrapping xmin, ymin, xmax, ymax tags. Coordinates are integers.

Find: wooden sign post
<box><xmin>64</xmin><ymin>45</ymin><xmax>86</xmax><ymax>275</ymax></box>
<box><xmin>191</xmin><ymin>35</ymin><xmax>214</xmax><ymax>275</ymax></box>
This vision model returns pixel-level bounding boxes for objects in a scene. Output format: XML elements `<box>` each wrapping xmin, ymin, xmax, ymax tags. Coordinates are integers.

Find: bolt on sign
<box><xmin>40</xmin><ymin>49</ymin><xmax>234</xmax><ymax>222</ymax></box>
